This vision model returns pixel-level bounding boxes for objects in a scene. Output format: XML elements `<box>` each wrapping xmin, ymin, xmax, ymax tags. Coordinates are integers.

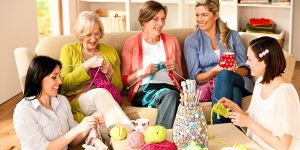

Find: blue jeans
<box><xmin>212</xmin><ymin>70</ymin><xmax>251</xmax><ymax>124</ymax></box>
<box><xmin>131</xmin><ymin>83</ymin><xmax>180</xmax><ymax>129</ymax></box>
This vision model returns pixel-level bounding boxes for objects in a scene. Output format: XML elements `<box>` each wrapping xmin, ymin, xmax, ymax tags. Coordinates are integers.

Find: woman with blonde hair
<box><xmin>60</xmin><ymin>11</ymin><xmax>130</xmax><ymax>128</ymax></box>
<box><xmin>122</xmin><ymin>0</ymin><xmax>184</xmax><ymax>129</ymax></box>
<box><xmin>184</xmin><ymin>0</ymin><xmax>253</xmax><ymax>124</ymax></box>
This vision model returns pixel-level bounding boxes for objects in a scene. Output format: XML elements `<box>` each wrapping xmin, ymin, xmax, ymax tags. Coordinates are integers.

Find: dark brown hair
<box><xmin>138</xmin><ymin>0</ymin><xmax>167</xmax><ymax>27</ymax></box>
<box><xmin>249</xmin><ymin>36</ymin><xmax>286</xmax><ymax>83</ymax></box>
<box><xmin>24</xmin><ymin>56</ymin><xmax>62</xmax><ymax>99</ymax></box>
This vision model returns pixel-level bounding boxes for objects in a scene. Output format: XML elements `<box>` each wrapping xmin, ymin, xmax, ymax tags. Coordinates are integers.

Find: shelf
<box><xmin>183</xmin><ymin>0</ymin><xmax>235</xmax><ymax>6</ymax></box>
<box><xmin>131</xmin><ymin>0</ymin><xmax>179</xmax><ymax>4</ymax></box>
<box><xmin>79</xmin><ymin>0</ymin><xmax>126</xmax><ymax>2</ymax></box>
<box><xmin>238</xmin><ymin>3</ymin><xmax>291</xmax><ymax>8</ymax></box>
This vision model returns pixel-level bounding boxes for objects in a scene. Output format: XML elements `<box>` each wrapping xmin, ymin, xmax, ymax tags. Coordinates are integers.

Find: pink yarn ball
<box><xmin>127</xmin><ymin>131</ymin><xmax>145</xmax><ymax>148</ymax></box>
<box><xmin>141</xmin><ymin>140</ymin><xmax>177</xmax><ymax>150</ymax></box>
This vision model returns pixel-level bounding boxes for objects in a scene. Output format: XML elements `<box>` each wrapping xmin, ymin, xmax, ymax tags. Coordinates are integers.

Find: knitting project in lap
<box><xmin>89</xmin><ymin>67</ymin><xmax>122</xmax><ymax>105</ymax></box>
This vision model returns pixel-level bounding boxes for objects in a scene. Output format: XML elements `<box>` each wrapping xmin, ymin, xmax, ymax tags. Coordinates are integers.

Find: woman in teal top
<box><xmin>60</xmin><ymin>11</ymin><xmax>130</xmax><ymax>127</ymax></box>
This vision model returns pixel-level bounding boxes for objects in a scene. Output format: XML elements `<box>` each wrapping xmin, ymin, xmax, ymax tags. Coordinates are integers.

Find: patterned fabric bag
<box><xmin>172</xmin><ymin>104</ymin><xmax>208</xmax><ymax>149</ymax></box>
<box><xmin>197</xmin><ymin>78</ymin><xmax>216</xmax><ymax>102</ymax></box>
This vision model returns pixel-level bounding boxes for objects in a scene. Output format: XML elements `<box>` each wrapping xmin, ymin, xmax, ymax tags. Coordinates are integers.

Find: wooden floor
<box><xmin>1</xmin><ymin>62</ymin><xmax>300</xmax><ymax>150</ymax></box>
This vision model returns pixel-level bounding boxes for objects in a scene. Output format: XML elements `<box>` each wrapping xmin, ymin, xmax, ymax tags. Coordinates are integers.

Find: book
<box><xmin>240</xmin><ymin>0</ymin><xmax>271</xmax><ymax>4</ymax></box>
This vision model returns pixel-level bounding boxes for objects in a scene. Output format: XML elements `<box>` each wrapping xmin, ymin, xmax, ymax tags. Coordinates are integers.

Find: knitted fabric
<box><xmin>141</xmin><ymin>141</ymin><xmax>176</xmax><ymax>150</ymax></box>
<box><xmin>127</xmin><ymin>131</ymin><xmax>145</xmax><ymax>148</ymax></box>
<box><xmin>196</xmin><ymin>78</ymin><xmax>216</xmax><ymax>102</ymax></box>
<box><xmin>89</xmin><ymin>67</ymin><xmax>122</xmax><ymax>105</ymax></box>
<box><xmin>141</xmin><ymin>64</ymin><xmax>169</xmax><ymax>108</ymax></box>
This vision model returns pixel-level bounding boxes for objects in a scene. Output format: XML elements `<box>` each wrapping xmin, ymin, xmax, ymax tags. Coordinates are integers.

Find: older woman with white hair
<box><xmin>60</xmin><ymin>11</ymin><xmax>130</xmax><ymax>127</ymax></box>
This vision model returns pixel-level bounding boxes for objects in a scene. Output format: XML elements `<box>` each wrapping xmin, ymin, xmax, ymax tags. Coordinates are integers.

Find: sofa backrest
<box><xmin>35</xmin><ymin>28</ymin><xmax>194</xmax><ymax>60</ymax></box>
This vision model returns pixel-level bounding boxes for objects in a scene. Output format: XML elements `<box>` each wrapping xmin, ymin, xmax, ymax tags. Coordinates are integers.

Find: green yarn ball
<box><xmin>233</xmin><ymin>144</ymin><xmax>248</xmax><ymax>150</ymax></box>
<box><xmin>110</xmin><ymin>124</ymin><xmax>128</xmax><ymax>140</ymax></box>
<box><xmin>184</xmin><ymin>142</ymin><xmax>208</xmax><ymax>150</ymax></box>
<box><xmin>144</xmin><ymin>125</ymin><xmax>167</xmax><ymax>143</ymax></box>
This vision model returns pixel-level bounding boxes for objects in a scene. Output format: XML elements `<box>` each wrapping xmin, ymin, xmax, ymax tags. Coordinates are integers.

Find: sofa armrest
<box><xmin>14</xmin><ymin>47</ymin><xmax>35</xmax><ymax>92</ymax></box>
<box><xmin>283</xmin><ymin>50</ymin><xmax>296</xmax><ymax>83</ymax></box>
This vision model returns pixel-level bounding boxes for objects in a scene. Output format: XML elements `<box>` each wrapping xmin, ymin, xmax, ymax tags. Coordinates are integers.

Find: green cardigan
<box><xmin>60</xmin><ymin>41</ymin><xmax>123</xmax><ymax>122</ymax></box>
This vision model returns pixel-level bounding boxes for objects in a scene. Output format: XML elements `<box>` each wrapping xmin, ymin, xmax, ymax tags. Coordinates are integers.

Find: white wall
<box><xmin>293</xmin><ymin>0</ymin><xmax>300</xmax><ymax>60</ymax></box>
<box><xmin>0</xmin><ymin>0</ymin><xmax>38</xmax><ymax>104</ymax></box>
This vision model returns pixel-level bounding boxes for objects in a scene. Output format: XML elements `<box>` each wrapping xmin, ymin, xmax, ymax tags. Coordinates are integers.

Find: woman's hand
<box><xmin>100</xmin><ymin>60</ymin><xmax>113</xmax><ymax>79</ymax></box>
<box><xmin>229</xmin><ymin>112</ymin><xmax>251</xmax><ymax>127</ymax></box>
<box><xmin>83</xmin><ymin>55</ymin><xmax>104</xmax><ymax>70</ymax></box>
<box><xmin>227</xmin><ymin>61</ymin><xmax>238</xmax><ymax>72</ymax></box>
<box><xmin>76</xmin><ymin>116</ymin><xmax>96</xmax><ymax>133</ymax></box>
<box><xmin>137</xmin><ymin>64</ymin><xmax>157</xmax><ymax>77</ymax></box>
<box><xmin>92</xmin><ymin>114</ymin><xmax>105</xmax><ymax>126</ymax></box>
<box><xmin>163</xmin><ymin>59</ymin><xmax>176</xmax><ymax>71</ymax></box>
<box><xmin>220</xmin><ymin>97</ymin><xmax>239</xmax><ymax>111</ymax></box>
<box><xmin>211</xmin><ymin>64</ymin><xmax>223</xmax><ymax>74</ymax></box>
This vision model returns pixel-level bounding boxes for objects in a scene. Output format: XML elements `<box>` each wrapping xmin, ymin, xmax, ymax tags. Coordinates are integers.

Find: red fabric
<box><xmin>122</xmin><ymin>75</ymin><xmax>130</xmax><ymax>87</ymax></box>
<box><xmin>249</xmin><ymin>18</ymin><xmax>273</xmax><ymax>27</ymax></box>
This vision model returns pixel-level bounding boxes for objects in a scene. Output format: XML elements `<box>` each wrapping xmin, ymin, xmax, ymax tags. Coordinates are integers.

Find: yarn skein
<box><xmin>144</xmin><ymin>125</ymin><xmax>167</xmax><ymax>144</ymax></box>
<box><xmin>142</xmin><ymin>140</ymin><xmax>176</xmax><ymax>150</ymax></box>
<box><xmin>127</xmin><ymin>131</ymin><xmax>145</xmax><ymax>148</ymax></box>
<box><xmin>110</xmin><ymin>124</ymin><xmax>127</xmax><ymax>140</ymax></box>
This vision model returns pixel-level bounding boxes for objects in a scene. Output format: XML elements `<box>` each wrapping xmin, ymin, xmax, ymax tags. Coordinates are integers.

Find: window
<box><xmin>36</xmin><ymin>0</ymin><xmax>63</xmax><ymax>39</ymax></box>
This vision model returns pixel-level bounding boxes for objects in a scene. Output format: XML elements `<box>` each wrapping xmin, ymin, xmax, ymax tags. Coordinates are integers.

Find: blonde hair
<box><xmin>195</xmin><ymin>0</ymin><xmax>232</xmax><ymax>50</ymax></box>
<box><xmin>138</xmin><ymin>0</ymin><xmax>167</xmax><ymax>28</ymax></box>
<box><xmin>74</xmin><ymin>11</ymin><xmax>104</xmax><ymax>41</ymax></box>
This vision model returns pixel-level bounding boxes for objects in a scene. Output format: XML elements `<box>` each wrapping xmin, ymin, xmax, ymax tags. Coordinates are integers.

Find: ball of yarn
<box><xmin>144</xmin><ymin>125</ymin><xmax>167</xmax><ymax>144</ymax></box>
<box><xmin>142</xmin><ymin>140</ymin><xmax>176</xmax><ymax>150</ymax></box>
<box><xmin>110</xmin><ymin>124</ymin><xmax>127</xmax><ymax>140</ymax></box>
<box><xmin>127</xmin><ymin>131</ymin><xmax>145</xmax><ymax>148</ymax></box>
<box><xmin>185</xmin><ymin>141</ymin><xmax>208</xmax><ymax>150</ymax></box>
<box><xmin>233</xmin><ymin>144</ymin><xmax>248</xmax><ymax>150</ymax></box>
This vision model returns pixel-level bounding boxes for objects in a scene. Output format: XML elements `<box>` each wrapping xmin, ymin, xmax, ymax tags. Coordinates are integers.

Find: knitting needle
<box><xmin>214</xmin><ymin>97</ymin><xmax>220</xmax><ymax>103</ymax></box>
<box><xmin>126</xmin><ymin>76</ymin><xmax>145</xmax><ymax>90</ymax></box>
<box><xmin>173</xmin><ymin>71</ymin><xmax>186</xmax><ymax>81</ymax></box>
<box><xmin>181</xmin><ymin>81</ymin><xmax>187</xmax><ymax>94</ymax></box>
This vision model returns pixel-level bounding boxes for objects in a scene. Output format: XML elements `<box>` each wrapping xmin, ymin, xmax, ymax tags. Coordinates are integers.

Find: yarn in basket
<box><xmin>127</xmin><ymin>131</ymin><xmax>145</xmax><ymax>148</ymax></box>
<box><xmin>144</xmin><ymin>125</ymin><xmax>167</xmax><ymax>144</ymax></box>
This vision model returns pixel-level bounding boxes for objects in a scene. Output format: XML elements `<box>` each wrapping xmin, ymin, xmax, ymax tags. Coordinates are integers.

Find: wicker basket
<box><xmin>95</xmin><ymin>9</ymin><xmax>126</xmax><ymax>32</ymax></box>
<box><xmin>245</xmin><ymin>30</ymin><xmax>285</xmax><ymax>48</ymax></box>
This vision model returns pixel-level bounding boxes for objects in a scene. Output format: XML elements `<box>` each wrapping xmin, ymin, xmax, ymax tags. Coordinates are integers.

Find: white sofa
<box><xmin>14</xmin><ymin>28</ymin><xmax>296</xmax><ymax>124</ymax></box>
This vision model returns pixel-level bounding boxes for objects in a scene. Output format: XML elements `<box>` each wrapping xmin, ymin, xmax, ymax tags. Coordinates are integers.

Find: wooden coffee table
<box><xmin>111</xmin><ymin>123</ymin><xmax>262</xmax><ymax>150</ymax></box>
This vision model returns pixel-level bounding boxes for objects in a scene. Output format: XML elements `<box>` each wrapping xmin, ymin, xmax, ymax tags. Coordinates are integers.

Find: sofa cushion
<box><xmin>35</xmin><ymin>35</ymin><xmax>77</xmax><ymax>59</ymax></box>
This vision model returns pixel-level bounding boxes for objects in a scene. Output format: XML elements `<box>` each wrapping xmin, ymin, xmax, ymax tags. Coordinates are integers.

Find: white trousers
<box><xmin>78</xmin><ymin>88</ymin><xmax>130</xmax><ymax>127</ymax></box>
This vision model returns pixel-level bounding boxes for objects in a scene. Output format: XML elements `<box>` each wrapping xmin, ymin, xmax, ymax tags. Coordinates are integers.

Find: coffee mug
<box><xmin>129</xmin><ymin>118</ymin><xmax>149</xmax><ymax>131</ymax></box>
<box><xmin>218</xmin><ymin>52</ymin><xmax>235</xmax><ymax>69</ymax></box>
